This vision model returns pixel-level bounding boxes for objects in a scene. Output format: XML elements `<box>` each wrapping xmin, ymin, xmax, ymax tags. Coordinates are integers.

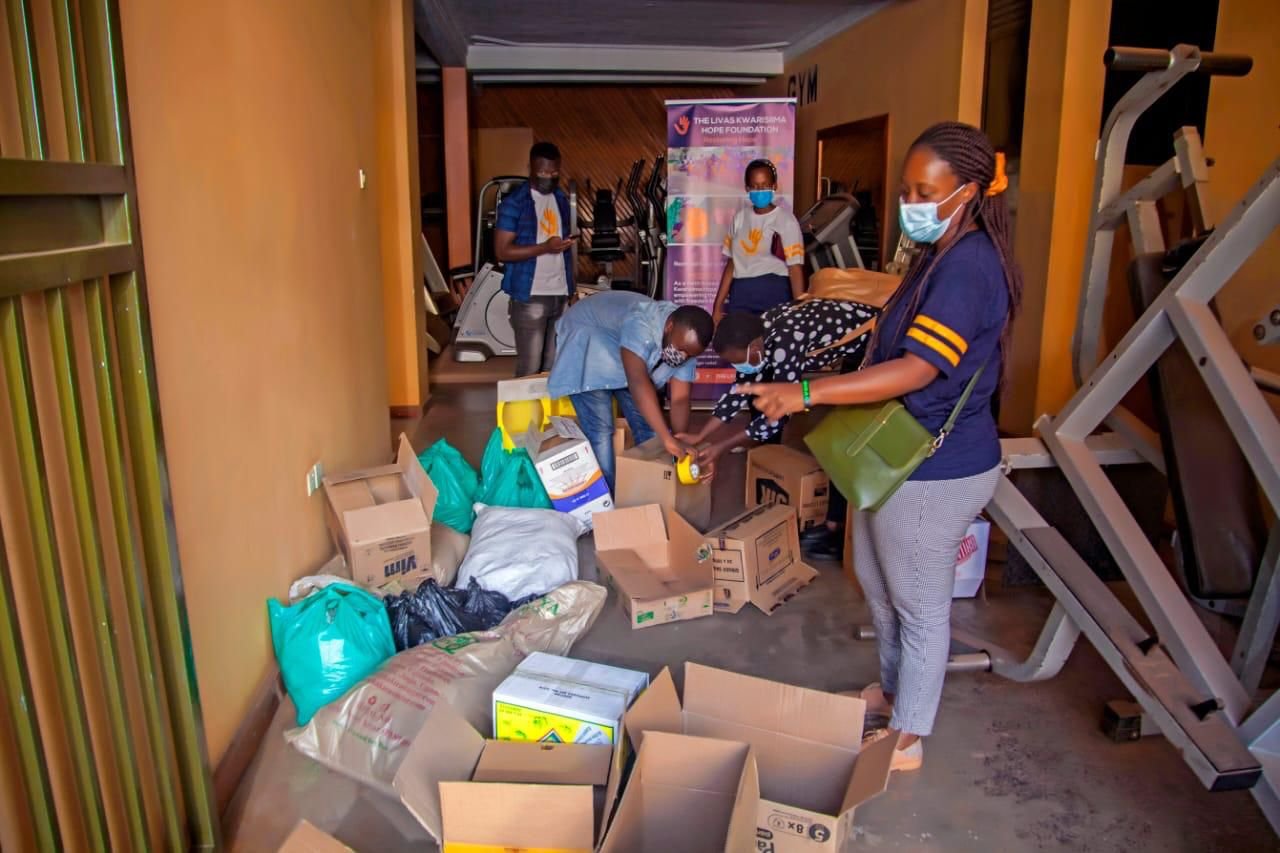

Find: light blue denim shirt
<box><xmin>547</xmin><ymin>291</ymin><xmax>697</xmax><ymax>398</ymax></box>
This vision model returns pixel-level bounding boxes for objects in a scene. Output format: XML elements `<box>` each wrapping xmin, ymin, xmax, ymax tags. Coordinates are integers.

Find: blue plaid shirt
<box><xmin>495</xmin><ymin>182</ymin><xmax>574</xmax><ymax>302</ymax></box>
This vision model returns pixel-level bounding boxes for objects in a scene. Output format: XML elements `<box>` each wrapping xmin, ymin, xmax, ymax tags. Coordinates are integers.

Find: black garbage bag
<box><xmin>384</xmin><ymin>578</ymin><xmax>534</xmax><ymax>651</ymax></box>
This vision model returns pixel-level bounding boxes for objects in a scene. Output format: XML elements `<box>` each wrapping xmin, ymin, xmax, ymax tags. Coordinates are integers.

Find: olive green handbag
<box><xmin>803</xmin><ymin>364</ymin><xmax>986</xmax><ymax>512</ymax></box>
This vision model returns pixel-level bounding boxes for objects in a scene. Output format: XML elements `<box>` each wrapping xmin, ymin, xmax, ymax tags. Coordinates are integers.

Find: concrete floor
<box><xmin>226</xmin><ymin>381</ymin><xmax>1278</xmax><ymax>852</ymax></box>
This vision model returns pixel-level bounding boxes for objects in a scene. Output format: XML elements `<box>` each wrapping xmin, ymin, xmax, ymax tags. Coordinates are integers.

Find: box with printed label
<box><xmin>703</xmin><ymin>503</ymin><xmax>818</xmax><ymax>615</ymax></box>
<box><xmin>515</xmin><ymin>416</ymin><xmax>613</xmax><ymax>528</ymax></box>
<box><xmin>745</xmin><ymin>445</ymin><xmax>831</xmax><ymax>532</ymax></box>
<box><xmin>615</xmin><ymin>437</ymin><xmax>712</xmax><ymax>532</ymax></box>
<box><xmin>322</xmin><ymin>434</ymin><xmax>439</xmax><ymax>589</ymax></box>
<box><xmin>953</xmin><ymin>518</ymin><xmax>991</xmax><ymax>598</ymax></box>
<box><xmin>623</xmin><ymin>663</ymin><xmax>894</xmax><ymax>853</ymax></box>
<box><xmin>394</xmin><ymin>699</ymin><xmax>622</xmax><ymax>852</ymax></box>
<box><xmin>594</xmin><ymin>504</ymin><xmax>716</xmax><ymax>630</ymax></box>
<box><xmin>492</xmin><ymin>652</ymin><xmax>649</xmax><ymax>745</ymax></box>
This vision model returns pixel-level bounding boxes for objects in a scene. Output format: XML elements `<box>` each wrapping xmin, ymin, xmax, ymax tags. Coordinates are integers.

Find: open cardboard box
<box><xmin>745</xmin><ymin>445</ymin><xmax>830</xmax><ymax>532</ymax></box>
<box><xmin>703</xmin><ymin>503</ymin><xmax>818</xmax><ymax>615</ymax></box>
<box><xmin>598</xmin><ymin>730</ymin><xmax>760</xmax><ymax>853</ymax></box>
<box><xmin>322</xmin><ymin>434</ymin><xmax>439</xmax><ymax>588</ymax></box>
<box><xmin>594</xmin><ymin>504</ymin><xmax>714</xmax><ymax>630</ymax></box>
<box><xmin>393</xmin><ymin>700</ymin><xmax>624</xmax><ymax>850</ymax></box>
<box><xmin>624</xmin><ymin>663</ymin><xmax>894</xmax><ymax>852</ymax></box>
<box><xmin>615</xmin><ymin>437</ymin><xmax>712</xmax><ymax>531</ymax></box>
<box><xmin>515</xmin><ymin>416</ymin><xmax>613</xmax><ymax>528</ymax></box>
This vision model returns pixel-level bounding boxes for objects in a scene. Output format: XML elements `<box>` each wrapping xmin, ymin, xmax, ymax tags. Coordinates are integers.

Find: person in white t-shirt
<box><xmin>711</xmin><ymin>159</ymin><xmax>806</xmax><ymax>325</ymax></box>
<box><xmin>494</xmin><ymin>142</ymin><xmax>576</xmax><ymax>376</ymax></box>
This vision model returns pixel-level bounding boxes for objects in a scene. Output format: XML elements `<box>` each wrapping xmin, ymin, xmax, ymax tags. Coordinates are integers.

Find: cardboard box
<box><xmin>594</xmin><ymin>504</ymin><xmax>715</xmax><ymax>630</ymax></box>
<box><xmin>625</xmin><ymin>663</ymin><xmax>894</xmax><ymax>852</ymax></box>
<box><xmin>493</xmin><ymin>652</ymin><xmax>649</xmax><ymax>745</ymax></box>
<box><xmin>703</xmin><ymin>504</ymin><xmax>818</xmax><ymax>615</ymax></box>
<box><xmin>322</xmin><ymin>434</ymin><xmax>438</xmax><ymax>588</ymax></box>
<box><xmin>953</xmin><ymin>518</ymin><xmax>991</xmax><ymax>598</ymax></box>
<box><xmin>277</xmin><ymin>820</ymin><xmax>352</xmax><ymax>852</ymax></box>
<box><xmin>745</xmin><ymin>445</ymin><xmax>831</xmax><ymax>532</ymax></box>
<box><xmin>613</xmin><ymin>417</ymin><xmax>633</xmax><ymax>459</ymax></box>
<box><xmin>615</xmin><ymin>437</ymin><xmax>712</xmax><ymax>531</ymax></box>
<box><xmin>598</xmin><ymin>730</ymin><xmax>760</xmax><ymax>853</ymax></box>
<box><xmin>394</xmin><ymin>699</ymin><xmax>621</xmax><ymax>850</ymax></box>
<box><xmin>515</xmin><ymin>416</ymin><xmax>613</xmax><ymax>527</ymax></box>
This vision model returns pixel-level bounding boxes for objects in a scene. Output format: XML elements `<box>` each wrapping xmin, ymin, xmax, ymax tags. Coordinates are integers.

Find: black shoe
<box><xmin>801</xmin><ymin>529</ymin><xmax>843</xmax><ymax>560</ymax></box>
<box><xmin>800</xmin><ymin>524</ymin><xmax>838</xmax><ymax>543</ymax></box>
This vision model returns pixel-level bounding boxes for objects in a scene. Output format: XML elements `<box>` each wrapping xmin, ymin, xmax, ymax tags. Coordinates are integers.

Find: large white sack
<box><xmin>286</xmin><ymin>580</ymin><xmax>605</xmax><ymax>794</ymax></box>
<box><xmin>454</xmin><ymin>503</ymin><xmax>587</xmax><ymax>599</ymax></box>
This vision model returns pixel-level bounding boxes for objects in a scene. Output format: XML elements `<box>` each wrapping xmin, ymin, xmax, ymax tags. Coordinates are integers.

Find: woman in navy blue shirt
<box><xmin>737</xmin><ymin>122</ymin><xmax>1020</xmax><ymax>773</ymax></box>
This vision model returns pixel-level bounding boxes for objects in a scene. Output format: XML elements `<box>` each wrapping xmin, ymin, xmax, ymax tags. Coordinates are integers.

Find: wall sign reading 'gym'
<box><xmin>787</xmin><ymin>65</ymin><xmax>819</xmax><ymax>107</ymax></box>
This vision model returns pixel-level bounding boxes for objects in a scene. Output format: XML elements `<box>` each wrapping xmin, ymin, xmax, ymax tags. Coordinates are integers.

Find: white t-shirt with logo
<box><xmin>530</xmin><ymin>189</ymin><xmax>569</xmax><ymax>296</ymax></box>
<box><xmin>722</xmin><ymin>205</ymin><xmax>805</xmax><ymax>279</ymax></box>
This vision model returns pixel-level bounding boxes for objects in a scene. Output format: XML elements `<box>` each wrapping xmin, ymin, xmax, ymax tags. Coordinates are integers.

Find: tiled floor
<box><xmin>227</xmin><ymin>379</ymin><xmax>1278</xmax><ymax>852</ymax></box>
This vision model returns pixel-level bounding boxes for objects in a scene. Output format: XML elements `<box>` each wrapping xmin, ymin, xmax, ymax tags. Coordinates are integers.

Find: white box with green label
<box><xmin>493</xmin><ymin>652</ymin><xmax>649</xmax><ymax>745</ymax></box>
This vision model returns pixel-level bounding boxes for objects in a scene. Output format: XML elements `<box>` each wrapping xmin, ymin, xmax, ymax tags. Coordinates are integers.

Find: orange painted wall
<box><xmin>374</xmin><ymin>1</ymin><xmax>428</xmax><ymax>412</ymax></box>
<box><xmin>1205</xmin><ymin>0</ymin><xmax>1280</xmax><ymax>379</ymax></box>
<box><xmin>765</xmin><ymin>0</ymin><xmax>989</xmax><ymax>223</ymax></box>
<box><xmin>119</xmin><ymin>0</ymin><xmax>397</xmax><ymax>763</ymax></box>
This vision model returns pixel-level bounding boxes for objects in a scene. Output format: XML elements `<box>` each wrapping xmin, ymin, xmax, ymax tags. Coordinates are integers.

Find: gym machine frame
<box><xmin>950</xmin><ymin>44</ymin><xmax>1280</xmax><ymax>829</ymax></box>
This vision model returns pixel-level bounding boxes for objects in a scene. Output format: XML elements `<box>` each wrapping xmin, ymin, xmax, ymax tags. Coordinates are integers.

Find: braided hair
<box><xmin>872</xmin><ymin>121</ymin><xmax>1022</xmax><ymax>383</ymax></box>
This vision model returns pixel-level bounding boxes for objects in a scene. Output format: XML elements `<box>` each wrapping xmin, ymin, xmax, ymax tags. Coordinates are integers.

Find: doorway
<box><xmin>816</xmin><ymin>114</ymin><xmax>890</xmax><ymax>270</ymax></box>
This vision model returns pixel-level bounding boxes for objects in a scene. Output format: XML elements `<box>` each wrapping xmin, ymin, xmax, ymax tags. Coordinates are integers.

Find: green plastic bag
<box><xmin>268</xmin><ymin>583</ymin><xmax>396</xmax><ymax>725</ymax></box>
<box><xmin>478</xmin><ymin>428</ymin><xmax>552</xmax><ymax>510</ymax></box>
<box><xmin>417</xmin><ymin>438</ymin><xmax>480</xmax><ymax>533</ymax></box>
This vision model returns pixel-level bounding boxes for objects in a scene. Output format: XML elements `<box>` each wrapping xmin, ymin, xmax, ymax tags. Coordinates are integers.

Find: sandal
<box><xmin>862</xmin><ymin>727</ymin><xmax>924</xmax><ymax>773</ymax></box>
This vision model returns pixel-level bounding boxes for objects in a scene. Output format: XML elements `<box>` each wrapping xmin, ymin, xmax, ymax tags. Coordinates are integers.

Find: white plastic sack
<box><xmin>286</xmin><ymin>580</ymin><xmax>605</xmax><ymax>793</ymax></box>
<box><xmin>454</xmin><ymin>503</ymin><xmax>587</xmax><ymax>600</ymax></box>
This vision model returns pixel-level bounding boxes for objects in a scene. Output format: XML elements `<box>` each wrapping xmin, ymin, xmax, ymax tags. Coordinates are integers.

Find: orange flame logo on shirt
<box><xmin>739</xmin><ymin>227</ymin><xmax>763</xmax><ymax>255</ymax></box>
<box><xmin>673</xmin><ymin>115</ymin><xmax>691</xmax><ymax>135</ymax></box>
<box><xmin>539</xmin><ymin>207</ymin><xmax>559</xmax><ymax>239</ymax></box>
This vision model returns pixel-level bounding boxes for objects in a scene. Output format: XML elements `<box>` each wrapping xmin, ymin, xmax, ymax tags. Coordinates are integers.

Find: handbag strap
<box><xmin>933</xmin><ymin>360</ymin><xmax>989</xmax><ymax>450</ymax></box>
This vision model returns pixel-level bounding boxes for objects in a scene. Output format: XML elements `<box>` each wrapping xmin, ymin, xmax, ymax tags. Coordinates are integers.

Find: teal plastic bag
<box><xmin>268</xmin><ymin>583</ymin><xmax>396</xmax><ymax>725</ymax></box>
<box><xmin>417</xmin><ymin>438</ymin><xmax>480</xmax><ymax>533</ymax></box>
<box><xmin>478</xmin><ymin>428</ymin><xmax>552</xmax><ymax>509</ymax></box>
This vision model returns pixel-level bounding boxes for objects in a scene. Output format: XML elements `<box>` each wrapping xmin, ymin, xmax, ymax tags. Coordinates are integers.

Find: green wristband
<box><xmin>801</xmin><ymin>380</ymin><xmax>811</xmax><ymax>409</ymax></box>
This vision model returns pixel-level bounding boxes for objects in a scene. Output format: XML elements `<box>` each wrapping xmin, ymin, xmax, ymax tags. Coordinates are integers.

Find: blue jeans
<box><xmin>570</xmin><ymin>388</ymin><xmax>655</xmax><ymax>492</ymax></box>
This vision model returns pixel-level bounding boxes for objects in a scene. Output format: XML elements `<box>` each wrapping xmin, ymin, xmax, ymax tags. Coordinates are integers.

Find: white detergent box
<box><xmin>493</xmin><ymin>652</ymin><xmax>649</xmax><ymax>745</ymax></box>
<box><xmin>953</xmin><ymin>518</ymin><xmax>991</xmax><ymax>598</ymax></box>
<box><xmin>515</xmin><ymin>416</ymin><xmax>613</xmax><ymax>527</ymax></box>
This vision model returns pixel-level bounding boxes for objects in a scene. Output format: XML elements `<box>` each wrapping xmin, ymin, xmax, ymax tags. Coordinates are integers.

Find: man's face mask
<box><xmin>661</xmin><ymin>344</ymin><xmax>688</xmax><ymax>367</ymax></box>
<box><xmin>532</xmin><ymin>175</ymin><xmax>559</xmax><ymax>194</ymax></box>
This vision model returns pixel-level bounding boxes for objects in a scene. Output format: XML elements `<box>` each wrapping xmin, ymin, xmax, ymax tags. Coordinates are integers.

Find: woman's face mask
<box><xmin>898</xmin><ymin>184</ymin><xmax>965</xmax><ymax>244</ymax></box>
<box><xmin>748</xmin><ymin>189</ymin><xmax>775</xmax><ymax>208</ymax></box>
<box><xmin>731</xmin><ymin>342</ymin><xmax>764</xmax><ymax>375</ymax></box>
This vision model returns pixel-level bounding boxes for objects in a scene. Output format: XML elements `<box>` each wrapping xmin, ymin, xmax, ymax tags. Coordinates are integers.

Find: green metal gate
<box><xmin>1</xmin><ymin>0</ymin><xmax>218</xmax><ymax>849</ymax></box>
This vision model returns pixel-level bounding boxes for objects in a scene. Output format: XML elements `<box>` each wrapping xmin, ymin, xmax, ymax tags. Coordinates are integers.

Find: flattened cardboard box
<box><xmin>598</xmin><ymin>730</ymin><xmax>761</xmax><ymax>853</ymax></box>
<box><xmin>322</xmin><ymin>434</ymin><xmax>439</xmax><ymax>588</ymax></box>
<box><xmin>745</xmin><ymin>445</ymin><xmax>830</xmax><ymax>532</ymax></box>
<box><xmin>394</xmin><ymin>699</ymin><xmax>622</xmax><ymax>851</ymax></box>
<box><xmin>493</xmin><ymin>651</ymin><xmax>648</xmax><ymax>745</ymax></box>
<box><xmin>703</xmin><ymin>503</ymin><xmax>818</xmax><ymax>615</ymax></box>
<box><xmin>624</xmin><ymin>663</ymin><xmax>894</xmax><ymax>853</ymax></box>
<box><xmin>615</xmin><ymin>437</ymin><xmax>712</xmax><ymax>532</ymax></box>
<box><xmin>594</xmin><ymin>504</ymin><xmax>715</xmax><ymax>630</ymax></box>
